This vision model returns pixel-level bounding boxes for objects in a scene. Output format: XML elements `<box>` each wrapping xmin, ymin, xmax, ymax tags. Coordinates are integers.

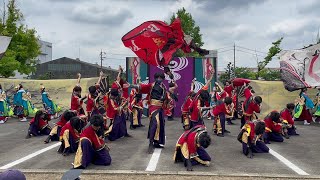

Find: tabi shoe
<box><xmin>217</xmin><ymin>133</ymin><xmax>224</xmax><ymax>137</ymax></box>
<box><xmin>20</xmin><ymin>117</ymin><xmax>27</xmax><ymax>122</ymax></box>
<box><xmin>185</xmin><ymin>159</ymin><xmax>193</xmax><ymax>171</ymax></box>
<box><xmin>0</xmin><ymin>120</ymin><xmax>4</xmax><ymax>124</ymax></box>
<box><xmin>212</xmin><ymin>129</ymin><xmax>217</xmax><ymax>134</ymax></box>
<box><xmin>153</xmin><ymin>142</ymin><xmax>164</xmax><ymax>148</ymax></box>
<box><xmin>224</xmin><ymin>129</ymin><xmax>231</xmax><ymax>133</ymax></box>
<box><xmin>44</xmin><ymin>135</ymin><xmax>52</xmax><ymax>144</ymax></box>
<box><xmin>283</xmin><ymin>134</ymin><xmax>290</xmax><ymax>139</ymax></box>
<box><xmin>63</xmin><ymin>147</ymin><xmax>70</xmax><ymax>156</ymax></box>
<box><xmin>148</xmin><ymin>143</ymin><xmax>154</xmax><ymax>154</ymax></box>
<box><xmin>167</xmin><ymin>117</ymin><xmax>174</xmax><ymax>121</ymax></box>
<box><xmin>304</xmin><ymin>120</ymin><xmax>310</xmax><ymax>125</ymax></box>
<box><xmin>25</xmin><ymin>133</ymin><xmax>31</xmax><ymax>139</ymax></box>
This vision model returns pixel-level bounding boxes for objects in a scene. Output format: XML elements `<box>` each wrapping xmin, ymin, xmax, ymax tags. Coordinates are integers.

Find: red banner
<box><xmin>122</xmin><ymin>18</ymin><xmax>190</xmax><ymax>66</ymax></box>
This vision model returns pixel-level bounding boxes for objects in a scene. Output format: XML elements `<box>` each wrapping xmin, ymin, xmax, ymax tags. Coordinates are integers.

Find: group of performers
<box><xmin>293</xmin><ymin>87</ymin><xmax>320</xmax><ymax>125</ymax></box>
<box><xmin>0</xmin><ymin>83</ymin><xmax>61</xmax><ymax>124</ymax></box>
<box><xmin>2</xmin><ymin>67</ymin><xmax>317</xmax><ymax>171</ymax></box>
<box><xmin>1</xmin><ymin>66</ymin><xmax>319</xmax><ymax>171</ymax></box>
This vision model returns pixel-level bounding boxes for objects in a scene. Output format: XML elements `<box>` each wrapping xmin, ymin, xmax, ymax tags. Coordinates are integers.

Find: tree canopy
<box><xmin>0</xmin><ymin>0</ymin><xmax>40</xmax><ymax>78</ymax></box>
<box><xmin>169</xmin><ymin>8</ymin><xmax>204</xmax><ymax>57</ymax></box>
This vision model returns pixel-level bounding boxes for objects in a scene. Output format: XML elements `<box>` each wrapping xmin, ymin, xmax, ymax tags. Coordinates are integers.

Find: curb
<box><xmin>3</xmin><ymin>169</ymin><xmax>320</xmax><ymax>179</ymax></box>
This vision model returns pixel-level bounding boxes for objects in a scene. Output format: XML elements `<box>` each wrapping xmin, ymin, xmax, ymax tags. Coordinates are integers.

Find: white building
<box><xmin>36</xmin><ymin>40</ymin><xmax>52</xmax><ymax>64</ymax></box>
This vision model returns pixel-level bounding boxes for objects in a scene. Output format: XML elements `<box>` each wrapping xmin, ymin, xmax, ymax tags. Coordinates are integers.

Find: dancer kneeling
<box><xmin>44</xmin><ymin>110</ymin><xmax>77</xmax><ymax>143</ymax></box>
<box><xmin>73</xmin><ymin>115</ymin><xmax>111</xmax><ymax>169</ymax></box>
<box><xmin>280</xmin><ymin>103</ymin><xmax>299</xmax><ymax>136</ymax></box>
<box><xmin>263</xmin><ymin>111</ymin><xmax>284</xmax><ymax>144</ymax></box>
<box><xmin>58</xmin><ymin>116</ymin><xmax>85</xmax><ymax>156</ymax></box>
<box><xmin>26</xmin><ymin>110</ymin><xmax>51</xmax><ymax>138</ymax></box>
<box><xmin>174</xmin><ymin>125</ymin><xmax>211</xmax><ymax>171</ymax></box>
<box><xmin>239</xmin><ymin>120</ymin><xmax>269</xmax><ymax>158</ymax></box>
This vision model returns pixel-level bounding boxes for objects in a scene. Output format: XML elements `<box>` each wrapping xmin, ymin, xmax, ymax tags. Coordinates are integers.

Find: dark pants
<box><xmin>218</xmin><ymin>113</ymin><xmax>226</xmax><ymax>135</ymax></box>
<box><xmin>175</xmin><ymin>146</ymin><xmax>211</xmax><ymax>166</ymax></box>
<box><xmin>50</xmin><ymin>126</ymin><xmax>62</xmax><ymax>141</ymax></box>
<box><xmin>108</xmin><ymin>114</ymin><xmax>128</xmax><ymax>141</ymax></box>
<box><xmin>58</xmin><ymin>134</ymin><xmax>78</xmax><ymax>154</ymax></box>
<box><xmin>264</xmin><ymin>132</ymin><xmax>284</xmax><ymax>143</ymax></box>
<box><xmin>191</xmin><ymin>147</ymin><xmax>211</xmax><ymax>166</ymax></box>
<box><xmin>242</xmin><ymin>141</ymin><xmax>269</xmax><ymax>155</ymax></box>
<box><xmin>130</xmin><ymin>110</ymin><xmax>142</xmax><ymax>127</ymax></box>
<box><xmin>233</xmin><ymin>110</ymin><xmax>238</xmax><ymax>120</ymax></box>
<box><xmin>28</xmin><ymin>124</ymin><xmax>51</xmax><ymax>136</ymax></box>
<box><xmin>240</xmin><ymin>116</ymin><xmax>245</xmax><ymax>129</ymax></box>
<box><xmin>76</xmin><ymin>139</ymin><xmax>111</xmax><ymax>168</ymax></box>
<box><xmin>190</xmin><ymin>119</ymin><xmax>204</xmax><ymax>129</ymax></box>
<box><xmin>148</xmin><ymin>109</ymin><xmax>165</xmax><ymax>145</ymax></box>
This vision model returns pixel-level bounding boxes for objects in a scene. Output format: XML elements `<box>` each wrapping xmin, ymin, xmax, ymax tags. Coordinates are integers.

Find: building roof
<box><xmin>42</xmin><ymin>57</ymin><xmax>118</xmax><ymax>72</ymax></box>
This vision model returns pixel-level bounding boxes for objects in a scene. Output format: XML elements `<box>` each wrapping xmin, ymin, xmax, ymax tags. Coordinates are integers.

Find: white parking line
<box><xmin>0</xmin><ymin>142</ymin><xmax>61</xmax><ymax>170</ymax></box>
<box><xmin>145</xmin><ymin>148</ymin><xmax>162</xmax><ymax>171</ymax></box>
<box><xmin>269</xmin><ymin>148</ymin><xmax>309</xmax><ymax>175</ymax></box>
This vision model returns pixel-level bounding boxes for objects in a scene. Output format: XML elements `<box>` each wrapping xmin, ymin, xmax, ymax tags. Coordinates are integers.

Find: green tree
<box><xmin>0</xmin><ymin>0</ymin><xmax>40</xmax><ymax>78</ymax></box>
<box><xmin>259</xmin><ymin>68</ymin><xmax>281</xmax><ymax>81</ymax></box>
<box><xmin>169</xmin><ymin>8</ymin><xmax>204</xmax><ymax>57</ymax></box>
<box><xmin>256</xmin><ymin>37</ymin><xmax>283</xmax><ymax>79</ymax></box>
<box><xmin>219</xmin><ymin>66</ymin><xmax>255</xmax><ymax>83</ymax></box>
<box><xmin>234</xmin><ymin>67</ymin><xmax>256</xmax><ymax>79</ymax></box>
<box><xmin>219</xmin><ymin>71</ymin><xmax>229</xmax><ymax>84</ymax></box>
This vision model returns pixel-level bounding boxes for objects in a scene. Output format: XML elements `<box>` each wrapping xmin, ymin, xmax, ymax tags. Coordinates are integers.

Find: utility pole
<box><xmin>233</xmin><ymin>43</ymin><xmax>236</xmax><ymax>70</ymax></box>
<box><xmin>100</xmin><ymin>49</ymin><xmax>106</xmax><ymax>72</ymax></box>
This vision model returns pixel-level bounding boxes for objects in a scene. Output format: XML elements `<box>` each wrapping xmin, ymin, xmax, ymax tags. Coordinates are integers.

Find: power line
<box><xmin>216</xmin><ymin>45</ymin><xmax>234</xmax><ymax>50</ymax></box>
<box><xmin>218</xmin><ymin>49</ymin><xmax>233</xmax><ymax>53</ymax></box>
<box><xmin>236</xmin><ymin>49</ymin><xmax>265</xmax><ymax>57</ymax></box>
<box><xmin>236</xmin><ymin>45</ymin><xmax>268</xmax><ymax>55</ymax></box>
<box><xmin>108</xmin><ymin>53</ymin><xmax>135</xmax><ymax>56</ymax></box>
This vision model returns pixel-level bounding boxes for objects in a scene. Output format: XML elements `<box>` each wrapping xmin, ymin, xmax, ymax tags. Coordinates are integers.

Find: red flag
<box><xmin>232</xmin><ymin>78</ymin><xmax>251</xmax><ymax>87</ymax></box>
<box><xmin>122</xmin><ymin>18</ymin><xmax>190</xmax><ymax>66</ymax></box>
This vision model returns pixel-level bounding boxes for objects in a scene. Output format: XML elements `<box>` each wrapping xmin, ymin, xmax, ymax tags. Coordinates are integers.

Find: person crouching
<box><xmin>44</xmin><ymin>110</ymin><xmax>77</xmax><ymax>143</ymax></box>
<box><xmin>58</xmin><ymin>116</ymin><xmax>86</xmax><ymax>156</ymax></box>
<box><xmin>26</xmin><ymin>110</ymin><xmax>51</xmax><ymax>138</ymax></box>
<box><xmin>73</xmin><ymin>115</ymin><xmax>111</xmax><ymax>169</ymax></box>
<box><xmin>263</xmin><ymin>111</ymin><xmax>284</xmax><ymax>144</ymax></box>
<box><xmin>174</xmin><ymin>125</ymin><xmax>211</xmax><ymax>171</ymax></box>
<box><xmin>239</xmin><ymin>120</ymin><xmax>269</xmax><ymax>158</ymax></box>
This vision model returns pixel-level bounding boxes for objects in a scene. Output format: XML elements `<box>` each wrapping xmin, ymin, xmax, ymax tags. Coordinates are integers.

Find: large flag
<box><xmin>0</xmin><ymin>36</ymin><xmax>12</xmax><ymax>59</ymax></box>
<box><xmin>279</xmin><ymin>43</ymin><xmax>320</xmax><ymax>91</ymax></box>
<box><xmin>122</xmin><ymin>18</ymin><xmax>191</xmax><ymax>67</ymax></box>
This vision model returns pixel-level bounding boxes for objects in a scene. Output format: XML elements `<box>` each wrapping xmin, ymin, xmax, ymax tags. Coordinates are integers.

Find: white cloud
<box><xmin>17</xmin><ymin>0</ymin><xmax>320</xmax><ymax>70</ymax></box>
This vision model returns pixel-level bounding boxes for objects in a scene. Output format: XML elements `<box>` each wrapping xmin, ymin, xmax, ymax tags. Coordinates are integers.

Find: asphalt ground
<box><xmin>1</xmin><ymin>116</ymin><xmax>320</xmax><ymax>179</ymax></box>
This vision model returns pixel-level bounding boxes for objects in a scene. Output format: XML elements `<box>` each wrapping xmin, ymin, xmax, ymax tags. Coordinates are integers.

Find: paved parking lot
<box><xmin>1</xmin><ymin>117</ymin><xmax>320</xmax><ymax>179</ymax></box>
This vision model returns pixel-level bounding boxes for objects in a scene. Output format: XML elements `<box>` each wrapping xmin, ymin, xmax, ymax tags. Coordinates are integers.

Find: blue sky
<box><xmin>16</xmin><ymin>0</ymin><xmax>320</xmax><ymax>70</ymax></box>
